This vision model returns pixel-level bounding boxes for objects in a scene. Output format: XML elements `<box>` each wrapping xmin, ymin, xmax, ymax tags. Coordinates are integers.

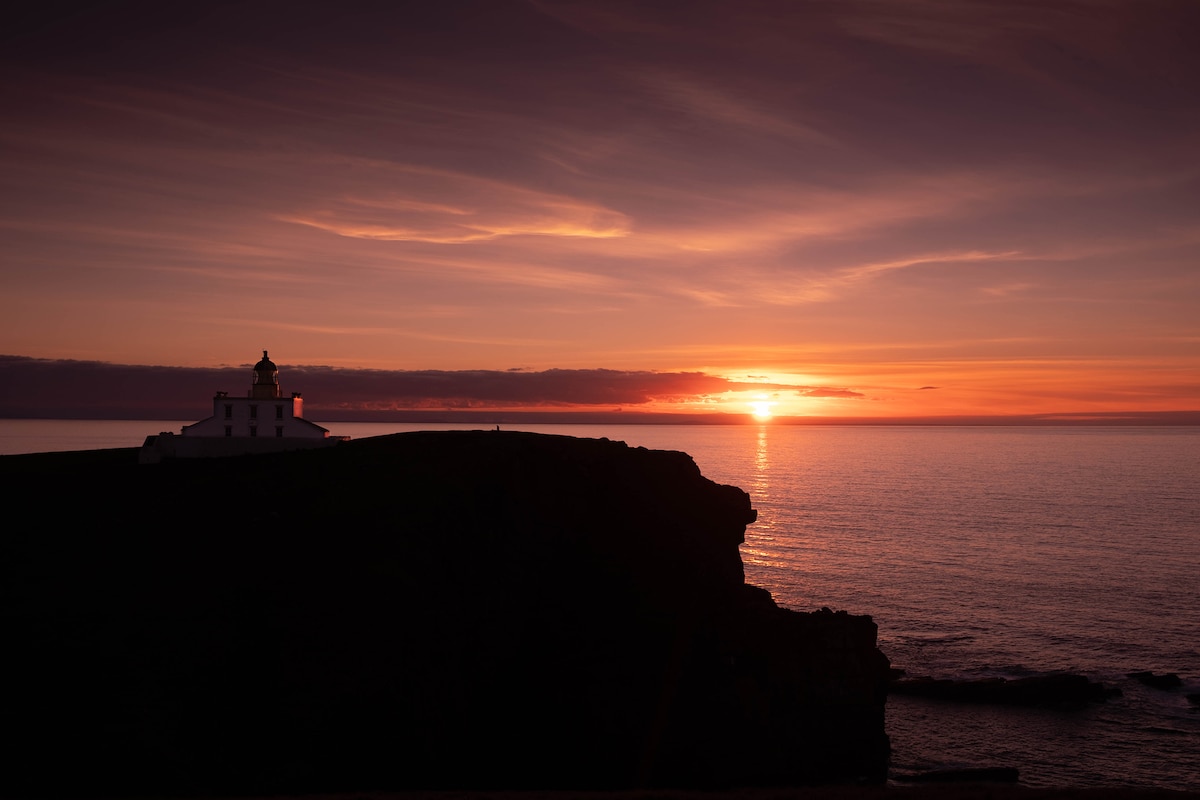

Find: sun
<box><xmin>750</xmin><ymin>400</ymin><xmax>774</xmax><ymax>421</ymax></box>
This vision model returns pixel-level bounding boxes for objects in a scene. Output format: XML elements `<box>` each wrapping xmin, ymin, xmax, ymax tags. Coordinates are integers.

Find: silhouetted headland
<box><xmin>2</xmin><ymin>430</ymin><xmax>889</xmax><ymax>795</ymax></box>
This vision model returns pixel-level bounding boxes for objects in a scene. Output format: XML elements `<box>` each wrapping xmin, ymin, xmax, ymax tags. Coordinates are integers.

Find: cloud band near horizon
<box><xmin>0</xmin><ymin>355</ymin><xmax>837</xmax><ymax>418</ymax></box>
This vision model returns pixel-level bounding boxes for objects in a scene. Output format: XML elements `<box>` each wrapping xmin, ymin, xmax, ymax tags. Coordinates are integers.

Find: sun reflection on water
<box><xmin>741</xmin><ymin>424</ymin><xmax>793</xmax><ymax>569</ymax></box>
<box><xmin>752</xmin><ymin>424</ymin><xmax>769</xmax><ymax>498</ymax></box>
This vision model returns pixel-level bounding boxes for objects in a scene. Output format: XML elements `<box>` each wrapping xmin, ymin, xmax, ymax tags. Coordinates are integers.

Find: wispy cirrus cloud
<box><xmin>279</xmin><ymin>164</ymin><xmax>632</xmax><ymax>244</ymax></box>
<box><xmin>636</xmin><ymin>71</ymin><xmax>840</xmax><ymax>147</ymax></box>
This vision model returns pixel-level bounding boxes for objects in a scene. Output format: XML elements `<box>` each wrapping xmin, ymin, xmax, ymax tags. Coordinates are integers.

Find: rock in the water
<box><xmin>890</xmin><ymin>673</ymin><xmax>1115</xmax><ymax>707</ymax></box>
<box><xmin>903</xmin><ymin>766</ymin><xmax>1020</xmax><ymax>783</ymax></box>
<box><xmin>0</xmin><ymin>431</ymin><xmax>891</xmax><ymax>795</ymax></box>
<box><xmin>1127</xmin><ymin>671</ymin><xmax>1184</xmax><ymax>689</ymax></box>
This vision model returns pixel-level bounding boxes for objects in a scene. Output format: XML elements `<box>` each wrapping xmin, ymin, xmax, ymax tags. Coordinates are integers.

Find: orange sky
<box><xmin>2</xmin><ymin>1</ymin><xmax>1198</xmax><ymax>420</ymax></box>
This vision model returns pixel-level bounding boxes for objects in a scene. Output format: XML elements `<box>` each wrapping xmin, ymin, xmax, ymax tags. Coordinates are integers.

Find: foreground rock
<box><xmin>1</xmin><ymin>431</ymin><xmax>890</xmax><ymax>795</ymax></box>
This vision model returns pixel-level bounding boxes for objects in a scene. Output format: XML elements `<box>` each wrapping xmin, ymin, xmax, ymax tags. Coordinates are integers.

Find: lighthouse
<box><xmin>140</xmin><ymin>350</ymin><xmax>345</xmax><ymax>462</ymax></box>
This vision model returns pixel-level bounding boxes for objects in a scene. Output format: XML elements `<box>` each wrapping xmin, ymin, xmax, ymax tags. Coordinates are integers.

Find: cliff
<box><xmin>1</xmin><ymin>431</ymin><xmax>889</xmax><ymax>795</ymax></box>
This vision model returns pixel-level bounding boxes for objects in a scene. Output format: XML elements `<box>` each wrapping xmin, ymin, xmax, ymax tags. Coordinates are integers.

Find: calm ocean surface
<box><xmin>3</xmin><ymin>420</ymin><xmax>1198</xmax><ymax>790</ymax></box>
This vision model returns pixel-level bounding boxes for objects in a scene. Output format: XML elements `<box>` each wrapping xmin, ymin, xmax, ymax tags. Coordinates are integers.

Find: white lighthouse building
<box><xmin>181</xmin><ymin>350</ymin><xmax>330</xmax><ymax>439</ymax></box>
<box><xmin>140</xmin><ymin>351</ymin><xmax>345</xmax><ymax>462</ymax></box>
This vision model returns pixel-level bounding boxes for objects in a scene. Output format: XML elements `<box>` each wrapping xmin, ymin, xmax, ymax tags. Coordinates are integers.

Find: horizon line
<box><xmin>5</xmin><ymin>410</ymin><xmax>1199</xmax><ymax>427</ymax></box>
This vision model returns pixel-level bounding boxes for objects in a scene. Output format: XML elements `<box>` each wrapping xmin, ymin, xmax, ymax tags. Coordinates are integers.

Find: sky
<box><xmin>2</xmin><ymin>0</ymin><xmax>1198</xmax><ymax>421</ymax></box>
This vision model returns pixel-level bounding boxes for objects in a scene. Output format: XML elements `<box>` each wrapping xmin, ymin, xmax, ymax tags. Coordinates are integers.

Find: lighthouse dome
<box><xmin>254</xmin><ymin>350</ymin><xmax>277</xmax><ymax>375</ymax></box>
<box><xmin>251</xmin><ymin>350</ymin><xmax>281</xmax><ymax>398</ymax></box>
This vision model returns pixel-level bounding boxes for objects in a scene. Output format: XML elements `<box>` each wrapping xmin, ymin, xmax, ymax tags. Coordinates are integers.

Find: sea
<box><xmin>2</xmin><ymin>419</ymin><xmax>1198</xmax><ymax>791</ymax></box>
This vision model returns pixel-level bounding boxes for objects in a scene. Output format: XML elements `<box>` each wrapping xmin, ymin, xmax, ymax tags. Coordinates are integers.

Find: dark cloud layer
<box><xmin>0</xmin><ymin>355</ymin><xmax>799</xmax><ymax>418</ymax></box>
<box><xmin>6</xmin><ymin>354</ymin><xmax>1197</xmax><ymax>425</ymax></box>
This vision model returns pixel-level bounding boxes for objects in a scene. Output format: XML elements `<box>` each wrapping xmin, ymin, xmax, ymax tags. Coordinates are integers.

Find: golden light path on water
<box><xmin>740</xmin><ymin>424</ymin><xmax>792</xmax><ymax>572</ymax></box>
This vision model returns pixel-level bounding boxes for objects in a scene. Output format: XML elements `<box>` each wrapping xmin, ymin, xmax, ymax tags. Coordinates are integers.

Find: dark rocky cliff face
<box><xmin>2</xmin><ymin>431</ymin><xmax>889</xmax><ymax>794</ymax></box>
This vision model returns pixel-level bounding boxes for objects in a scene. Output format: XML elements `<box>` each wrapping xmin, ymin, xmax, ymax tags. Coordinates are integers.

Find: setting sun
<box><xmin>750</xmin><ymin>400</ymin><xmax>774</xmax><ymax>420</ymax></box>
